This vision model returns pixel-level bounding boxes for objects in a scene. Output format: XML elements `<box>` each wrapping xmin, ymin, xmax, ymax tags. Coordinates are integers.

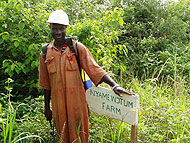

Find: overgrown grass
<box><xmin>88</xmin><ymin>76</ymin><xmax>190</xmax><ymax>143</ymax></box>
<box><xmin>0</xmin><ymin>78</ymin><xmax>43</xmax><ymax>143</ymax></box>
<box><xmin>133</xmin><ymin>78</ymin><xmax>190</xmax><ymax>143</ymax></box>
<box><xmin>1</xmin><ymin>77</ymin><xmax>189</xmax><ymax>143</ymax></box>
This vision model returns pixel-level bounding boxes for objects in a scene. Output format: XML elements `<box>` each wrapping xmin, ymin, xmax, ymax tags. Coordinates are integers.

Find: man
<box><xmin>39</xmin><ymin>10</ymin><xmax>134</xmax><ymax>143</ymax></box>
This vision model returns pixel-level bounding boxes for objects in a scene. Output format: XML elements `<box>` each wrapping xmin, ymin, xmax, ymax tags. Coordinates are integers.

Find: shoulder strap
<box><xmin>75</xmin><ymin>42</ymin><xmax>81</xmax><ymax>75</ymax></box>
<box><xmin>65</xmin><ymin>37</ymin><xmax>75</xmax><ymax>53</ymax></box>
<box><xmin>75</xmin><ymin>42</ymin><xmax>87</xmax><ymax>90</ymax></box>
<box><xmin>66</xmin><ymin>38</ymin><xmax>86</xmax><ymax>89</ymax></box>
<box><xmin>65</xmin><ymin>38</ymin><xmax>81</xmax><ymax>73</ymax></box>
<box><xmin>42</xmin><ymin>44</ymin><xmax>49</xmax><ymax>61</ymax></box>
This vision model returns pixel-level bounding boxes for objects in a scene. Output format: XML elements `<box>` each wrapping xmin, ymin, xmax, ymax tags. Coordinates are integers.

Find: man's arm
<box><xmin>44</xmin><ymin>89</ymin><xmax>52</xmax><ymax>121</ymax></box>
<box><xmin>98</xmin><ymin>74</ymin><xmax>135</xmax><ymax>97</ymax></box>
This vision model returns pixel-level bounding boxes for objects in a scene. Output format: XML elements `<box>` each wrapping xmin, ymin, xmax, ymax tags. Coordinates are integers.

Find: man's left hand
<box><xmin>113</xmin><ymin>86</ymin><xmax>135</xmax><ymax>97</ymax></box>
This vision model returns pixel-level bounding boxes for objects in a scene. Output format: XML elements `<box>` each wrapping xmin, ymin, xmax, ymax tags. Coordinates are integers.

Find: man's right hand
<box><xmin>45</xmin><ymin>107</ymin><xmax>52</xmax><ymax>121</ymax></box>
<box><xmin>44</xmin><ymin>89</ymin><xmax>52</xmax><ymax>121</ymax></box>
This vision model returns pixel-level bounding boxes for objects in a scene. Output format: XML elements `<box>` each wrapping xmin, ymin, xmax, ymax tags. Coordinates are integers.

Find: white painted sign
<box><xmin>86</xmin><ymin>86</ymin><xmax>139</xmax><ymax>125</ymax></box>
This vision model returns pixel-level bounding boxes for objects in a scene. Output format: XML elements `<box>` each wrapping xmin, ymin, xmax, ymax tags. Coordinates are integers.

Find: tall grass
<box><xmin>133</xmin><ymin>77</ymin><xmax>189</xmax><ymax>143</ymax></box>
<box><xmin>0</xmin><ymin>78</ymin><xmax>43</xmax><ymax>143</ymax></box>
<box><xmin>1</xmin><ymin>74</ymin><xmax>189</xmax><ymax>143</ymax></box>
<box><xmin>88</xmin><ymin>75</ymin><xmax>190</xmax><ymax>143</ymax></box>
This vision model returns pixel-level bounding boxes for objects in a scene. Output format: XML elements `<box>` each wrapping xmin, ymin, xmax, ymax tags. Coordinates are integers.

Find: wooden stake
<box><xmin>131</xmin><ymin>125</ymin><xmax>138</xmax><ymax>143</ymax></box>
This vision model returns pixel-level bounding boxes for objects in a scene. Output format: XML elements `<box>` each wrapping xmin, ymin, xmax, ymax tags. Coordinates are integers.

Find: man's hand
<box><xmin>45</xmin><ymin>107</ymin><xmax>52</xmax><ymax>121</ymax></box>
<box><xmin>113</xmin><ymin>86</ymin><xmax>135</xmax><ymax>97</ymax></box>
<box><xmin>44</xmin><ymin>89</ymin><xmax>52</xmax><ymax>121</ymax></box>
<box><xmin>98</xmin><ymin>74</ymin><xmax>135</xmax><ymax>97</ymax></box>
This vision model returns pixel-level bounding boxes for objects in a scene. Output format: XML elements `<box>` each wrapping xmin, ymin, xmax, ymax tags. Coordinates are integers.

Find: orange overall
<box><xmin>39</xmin><ymin>41</ymin><xmax>106</xmax><ymax>143</ymax></box>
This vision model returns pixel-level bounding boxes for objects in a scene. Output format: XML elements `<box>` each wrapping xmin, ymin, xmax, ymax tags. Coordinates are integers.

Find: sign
<box><xmin>86</xmin><ymin>86</ymin><xmax>139</xmax><ymax>125</ymax></box>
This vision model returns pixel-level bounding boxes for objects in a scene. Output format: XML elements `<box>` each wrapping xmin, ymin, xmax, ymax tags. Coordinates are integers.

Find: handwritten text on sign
<box><xmin>86</xmin><ymin>86</ymin><xmax>139</xmax><ymax>125</ymax></box>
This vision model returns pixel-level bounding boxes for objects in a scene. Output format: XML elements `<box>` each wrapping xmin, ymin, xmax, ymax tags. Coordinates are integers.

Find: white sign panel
<box><xmin>86</xmin><ymin>86</ymin><xmax>139</xmax><ymax>125</ymax></box>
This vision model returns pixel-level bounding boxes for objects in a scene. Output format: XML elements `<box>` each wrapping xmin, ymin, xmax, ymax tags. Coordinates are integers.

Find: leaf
<box><xmin>19</xmin><ymin>29</ymin><xmax>23</xmax><ymax>34</ymax></box>
<box><xmin>15</xmin><ymin>68</ymin><xmax>20</xmax><ymax>74</ymax></box>
<box><xmin>16</xmin><ymin>4</ymin><xmax>23</xmax><ymax>11</ymax></box>
<box><xmin>0</xmin><ymin>39</ymin><xmax>4</xmax><ymax>44</ymax></box>
<box><xmin>111</xmin><ymin>21</ymin><xmax>118</xmax><ymax>27</ymax></box>
<box><xmin>119</xmin><ymin>17</ymin><xmax>124</xmax><ymax>26</ymax></box>
<box><xmin>23</xmin><ymin>68</ymin><xmax>27</xmax><ymax>74</ymax></box>
<box><xmin>18</xmin><ymin>23</ymin><xmax>25</xmax><ymax>30</ymax></box>
<box><xmin>8</xmin><ymin>71</ymin><xmax>14</xmax><ymax>77</ymax></box>
<box><xmin>25</xmin><ymin>58</ymin><xmax>30</xmax><ymax>65</ymax></box>
<box><xmin>12</xmin><ymin>51</ymin><xmax>17</xmax><ymax>57</ymax></box>
<box><xmin>2</xmin><ymin>24</ymin><xmax>7</xmax><ymax>28</ymax></box>
<box><xmin>2</xmin><ymin>34</ymin><xmax>10</xmax><ymax>40</ymax></box>
<box><xmin>114</xmin><ymin>7</ymin><xmax>119</xmax><ymax>12</ymax></box>
<box><xmin>3</xmin><ymin>61</ymin><xmax>9</xmax><ymax>68</ymax></box>
<box><xmin>105</xmin><ymin>10</ymin><xmax>110</xmax><ymax>15</ymax></box>
<box><xmin>112</xmin><ymin>13</ymin><xmax>118</xmax><ymax>19</ymax></box>
<box><xmin>11</xmin><ymin>64</ymin><xmax>15</xmax><ymax>71</ymax></box>
<box><xmin>14</xmin><ymin>41</ymin><xmax>19</xmax><ymax>47</ymax></box>
<box><xmin>31</xmin><ymin>61</ymin><xmax>36</xmax><ymax>70</ymax></box>
<box><xmin>119</xmin><ymin>45</ymin><xmax>123</xmax><ymax>51</ymax></box>
<box><xmin>0</xmin><ymin>15</ymin><xmax>3</xmax><ymax>21</ymax></box>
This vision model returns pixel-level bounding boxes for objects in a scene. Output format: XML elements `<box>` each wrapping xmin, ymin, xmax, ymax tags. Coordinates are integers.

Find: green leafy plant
<box><xmin>0</xmin><ymin>78</ymin><xmax>43</xmax><ymax>143</ymax></box>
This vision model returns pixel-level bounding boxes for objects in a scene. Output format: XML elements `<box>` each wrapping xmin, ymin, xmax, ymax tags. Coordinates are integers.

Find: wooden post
<box><xmin>131</xmin><ymin>125</ymin><xmax>138</xmax><ymax>143</ymax></box>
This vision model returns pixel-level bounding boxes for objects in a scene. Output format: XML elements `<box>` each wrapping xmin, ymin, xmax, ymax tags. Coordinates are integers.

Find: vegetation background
<box><xmin>0</xmin><ymin>0</ymin><xmax>189</xmax><ymax>142</ymax></box>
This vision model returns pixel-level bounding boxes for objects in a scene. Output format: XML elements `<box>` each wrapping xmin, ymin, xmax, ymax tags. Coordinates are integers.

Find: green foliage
<box><xmin>0</xmin><ymin>0</ymin><xmax>125</xmax><ymax>99</ymax></box>
<box><xmin>1</xmin><ymin>76</ymin><xmax>189</xmax><ymax>142</ymax></box>
<box><xmin>118</xmin><ymin>0</ymin><xmax>190</xmax><ymax>81</ymax></box>
<box><xmin>14</xmin><ymin>96</ymin><xmax>57</xmax><ymax>143</ymax></box>
<box><xmin>0</xmin><ymin>78</ymin><xmax>43</xmax><ymax>143</ymax></box>
<box><xmin>0</xmin><ymin>0</ymin><xmax>189</xmax><ymax>142</ymax></box>
<box><xmin>1</xmin><ymin>0</ymin><xmax>189</xmax><ymax>99</ymax></box>
<box><xmin>88</xmin><ymin>77</ymin><xmax>190</xmax><ymax>143</ymax></box>
<box><xmin>67</xmin><ymin>7</ymin><xmax>125</xmax><ymax>72</ymax></box>
<box><xmin>0</xmin><ymin>0</ymin><xmax>50</xmax><ymax>98</ymax></box>
<box><xmin>133</xmin><ymin>78</ymin><xmax>190</xmax><ymax>142</ymax></box>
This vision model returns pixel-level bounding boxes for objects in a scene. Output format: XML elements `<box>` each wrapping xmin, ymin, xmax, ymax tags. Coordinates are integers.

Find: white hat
<box><xmin>47</xmin><ymin>10</ymin><xmax>69</xmax><ymax>25</ymax></box>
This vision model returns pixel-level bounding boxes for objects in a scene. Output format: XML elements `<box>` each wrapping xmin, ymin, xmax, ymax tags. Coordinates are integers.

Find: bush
<box><xmin>0</xmin><ymin>0</ymin><xmax>124</xmax><ymax>99</ymax></box>
<box><xmin>0</xmin><ymin>0</ymin><xmax>50</xmax><ymax>99</ymax></box>
<box><xmin>0</xmin><ymin>0</ymin><xmax>189</xmax><ymax>99</ymax></box>
<box><xmin>118</xmin><ymin>0</ymin><xmax>190</xmax><ymax>81</ymax></box>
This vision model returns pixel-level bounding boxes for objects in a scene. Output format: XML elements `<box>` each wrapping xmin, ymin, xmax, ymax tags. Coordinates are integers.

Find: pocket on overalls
<box><xmin>65</xmin><ymin>52</ymin><xmax>82</xmax><ymax>87</ymax></box>
<box><xmin>45</xmin><ymin>57</ymin><xmax>56</xmax><ymax>74</ymax></box>
<box><xmin>65</xmin><ymin>53</ymin><xmax>78</xmax><ymax>71</ymax></box>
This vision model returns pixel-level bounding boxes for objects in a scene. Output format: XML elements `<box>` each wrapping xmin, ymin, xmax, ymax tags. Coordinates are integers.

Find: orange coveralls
<box><xmin>39</xmin><ymin>41</ymin><xmax>106</xmax><ymax>143</ymax></box>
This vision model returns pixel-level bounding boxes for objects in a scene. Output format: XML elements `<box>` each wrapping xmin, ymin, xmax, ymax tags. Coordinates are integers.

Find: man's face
<box><xmin>50</xmin><ymin>23</ymin><xmax>67</xmax><ymax>42</ymax></box>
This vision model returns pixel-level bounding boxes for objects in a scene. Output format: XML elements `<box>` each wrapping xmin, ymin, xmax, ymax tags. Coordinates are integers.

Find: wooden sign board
<box><xmin>86</xmin><ymin>86</ymin><xmax>139</xmax><ymax>125</ymax></box>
